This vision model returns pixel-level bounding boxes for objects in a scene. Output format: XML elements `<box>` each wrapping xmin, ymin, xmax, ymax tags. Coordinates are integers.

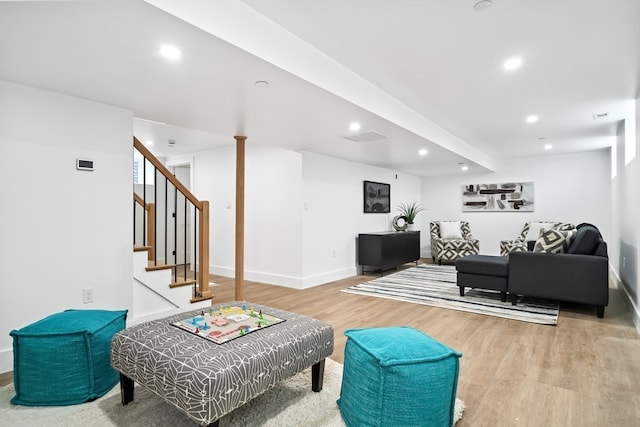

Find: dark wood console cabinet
<box><xmin>358</xmin><ymin>231</ymin><xmax>420</xmax><ymax>274</ymax></box>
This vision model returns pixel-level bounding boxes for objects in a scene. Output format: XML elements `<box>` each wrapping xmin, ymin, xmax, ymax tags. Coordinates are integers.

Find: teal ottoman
<box><xmin>337</xmin><ymin>326</ymin><xmax>462</xmax><ymax>427</ymax></box>
<box><xmin>10</xmin><ymin>309</ymin><xmax>127</xmax><ymax>406</ymax></box>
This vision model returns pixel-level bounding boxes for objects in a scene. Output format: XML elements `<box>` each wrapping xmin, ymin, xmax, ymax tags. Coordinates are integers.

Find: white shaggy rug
<box><xmin>0</xmin><ymin>359</ymin><xmax>465</xmax><ymax>426</ymax></box>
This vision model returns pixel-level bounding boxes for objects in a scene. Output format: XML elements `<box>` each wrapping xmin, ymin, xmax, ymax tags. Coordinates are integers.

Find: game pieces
<box><xmin>171</xmin><ymin>306</ymin><xmax>285</xmax><ymax>344</ymax></box>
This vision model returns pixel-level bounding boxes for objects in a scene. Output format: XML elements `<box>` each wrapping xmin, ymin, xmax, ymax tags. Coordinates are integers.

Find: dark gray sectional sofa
<box><xmin>508</xmin><ymin>223</ymin><xmax>609</xmax><ymax>317</ymax></box>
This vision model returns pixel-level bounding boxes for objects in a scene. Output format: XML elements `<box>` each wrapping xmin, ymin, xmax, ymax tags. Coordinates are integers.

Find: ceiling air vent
<box><xmin>341</xmin><ymin>130</ymin><xmax>387</xmax><ymax>142</ymax></box>
<box><xmin>592</xmin><ymin>112</ymin><xmax>609</xmax><ymax>120</ymax></box>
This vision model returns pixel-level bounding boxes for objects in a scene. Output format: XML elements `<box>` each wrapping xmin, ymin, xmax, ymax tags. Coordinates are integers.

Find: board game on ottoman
<box><xmin>110</xmin><ymin>302</ymin><xmax>334</xmax><ymax>426</ymax></box>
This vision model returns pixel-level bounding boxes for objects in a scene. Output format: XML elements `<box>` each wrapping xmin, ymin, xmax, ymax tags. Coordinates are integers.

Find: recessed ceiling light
<box><xmin>349</xmin><ymin>122</ymin><xmax>361</xmax><ymax>131</ymax></box>
<box><xmin>544</xmin><ymin>144</ymin><xmax>553</xmax><ymax>150</ymax></box>
<box><xmin>145</xmin><ymin>140</ymin><xmax>154</xmax><ymax>147</ymax></box>
<box><xmin>459</xmin><ymin>162</ymin><xmax>469</xmax><ymax>171</ymax></box>
<box><xmin>160</xmin><ymin>45</ymin><xmax>181</xmax><ymax>60</ymax></box>
<box><xmin>473</xmin><ymin>0</ymin><xmax>493</xmax><ymax>12</ymax></box>
<box><xmin>418</xmin><ymin>149</ymin><xmax>428</xmax><ymax>156</ymax></box>
<box><xmin>526</xmin><ymin>115</ymin><xmax>539</xmax><ymax>123</ymax></box>
<box><xmin>504</xmin><ymin>57</ymin><xmax>522</xmax><ymax>71</ymax></box>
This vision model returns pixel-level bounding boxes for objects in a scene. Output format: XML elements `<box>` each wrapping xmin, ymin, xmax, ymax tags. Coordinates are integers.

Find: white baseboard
<box><xmin>300</xmin><ymin>267</ymin><xmax>359</xmax><ymax>289</ymax></box>
<box><xmin>1</xmin><ymin>349</ymin><xmax>12</xmax><ymax>374</ymax></box>
<box><xmin>211</xmin><ymin>265</ymin><xmax>358</xmax><ymax>290</ymax></box>
<box><xmin>619</xmin><ymin>283</ymin><xmax>640</xmax><ymax>336</ymax></box>
<box><xmin>609</xmin><ymin>265</ymin><xmax>640</xmax><ymax>336</ymax></box>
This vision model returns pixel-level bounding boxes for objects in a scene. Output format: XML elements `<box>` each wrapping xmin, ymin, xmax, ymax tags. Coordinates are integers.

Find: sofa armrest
<box><xmin>508</xmin><ymin>252</ymin><xmax>609</xmax><ymax>307</ymax></box>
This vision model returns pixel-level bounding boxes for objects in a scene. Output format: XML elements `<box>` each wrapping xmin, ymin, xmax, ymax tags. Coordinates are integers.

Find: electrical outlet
<box><xmin>83</xmin><ymin>288</ymin><xmax>94</xmax><ymax>304</ymax></box>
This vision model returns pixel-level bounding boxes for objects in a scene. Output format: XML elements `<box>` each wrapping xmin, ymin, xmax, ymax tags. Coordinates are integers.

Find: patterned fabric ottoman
<box><xmin>110</xmin><ymin>301</ymin><xmax>334</xmax><ymax>426</ymax></box>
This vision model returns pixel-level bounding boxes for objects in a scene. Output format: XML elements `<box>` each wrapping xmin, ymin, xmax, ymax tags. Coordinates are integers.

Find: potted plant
<box><xmin>397</xmin><ymin>202</ymin><xmax>424</xmax><ymax>225</ymax></box>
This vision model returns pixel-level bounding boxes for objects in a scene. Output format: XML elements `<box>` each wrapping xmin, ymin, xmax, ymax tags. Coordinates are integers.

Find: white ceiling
<box><xmin>1</xmin><ymin>0</ymin><xmax>638</xmax><ymax>176</ymax></box>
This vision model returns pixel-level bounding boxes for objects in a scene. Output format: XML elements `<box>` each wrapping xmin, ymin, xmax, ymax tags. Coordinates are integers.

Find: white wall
<box><xmin>192</xmin><ymin>145</ymin><xmax>237</xmax><ymax>277</ymax></box>
<box><xmin>0</xmin><ymin>81</ymin><xmax>133</xmax><ymax>373</ymax></box>
<box><xmin>245</xmin><ymin>144</ymin><xmax>303</xmax><ymax>284</ymax></box>
<box><xmin>301</xmin><ymin>152</ymin><xmax>422</xmax><ymax>286</ymax></box>
<box><xmin>191</xmin><ymin>147</ymin><xmax>423</xmax><ymax>289</ymax></box>
<box><xmin>192</xmin><ymin>143</ymin><xmax>304</xmax><ymax>287</ymax></box>
<box><xmin>422</xmin><ymin>151</ymin><xmax>612</xmax><ymax>258</ymax></box>
<box><xmin>611</xmin><ymin>95</ymin><xmax>640</xmax><ymax>331</ymax></box>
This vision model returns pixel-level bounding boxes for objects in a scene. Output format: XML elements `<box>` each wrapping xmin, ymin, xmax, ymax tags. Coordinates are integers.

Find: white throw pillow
<box><xmin>525</xmin><ymin>222</ymin><xmax>556</xmax><ymax>242</ymax></box>
<box><xmin>439</xmin><ymin>221</ymin><xmax>463</xmax><ymax>240</ymax></box>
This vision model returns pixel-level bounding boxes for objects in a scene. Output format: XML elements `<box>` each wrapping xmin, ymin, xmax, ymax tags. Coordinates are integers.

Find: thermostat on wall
<box><xmin>76</xmin><ymin>158</ymin><xmax>94</xmax><ymax>171</ymax></box>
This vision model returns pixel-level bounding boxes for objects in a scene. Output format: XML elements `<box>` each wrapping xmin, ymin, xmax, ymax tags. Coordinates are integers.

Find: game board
<box><xmin>171</xmin><ymin>305</ymin><xmax>285</xmax><ymax>344</ymax></box>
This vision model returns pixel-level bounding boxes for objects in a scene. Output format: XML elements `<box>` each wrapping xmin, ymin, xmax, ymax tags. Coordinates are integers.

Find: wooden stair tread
<box><xmin>170</xmin><ymin>279</ymin><xmax>197</xmax><ymax>288</ymax></box>
<box><xmin>145</xmin><ymin>263</ymin><xmax>176</xmax><ymax>272</ymax></box>
<box><xmin>134</xmin><ymin>246</ymin><xmax>152</xmax><ymax>252</ymax></box>
<box><xmin>191</xmin><ymin>289</ymin><xmax>214</xmax><ymax>304</ymax></box>
<box><xmin>190</xmin><ymin>294</ymin><xmax>214</xmax><ymax>303</ymax></box>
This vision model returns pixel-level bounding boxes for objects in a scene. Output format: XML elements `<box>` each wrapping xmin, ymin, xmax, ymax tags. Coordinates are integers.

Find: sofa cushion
<box><xmin>533</xmin><ymin>229</ymin><xmax>577</xmax><ymax>253</ymax></box>
<box><xmin>567</xmin><ymin>226</ymin><xmax>601</xmax><ymax>255</ymax></box>
<box><xmin>439</xmin><ymin>221</ymin><xmax>463</xmax><ymax>239</ymax></box>
<box><xmin>456</xmin><ymin>254</ymin><xmax>509</xmax><ymax>277</ymax></box>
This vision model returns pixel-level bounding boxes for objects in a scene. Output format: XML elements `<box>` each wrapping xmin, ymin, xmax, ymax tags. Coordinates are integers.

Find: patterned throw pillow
<box><xmin>556</xmin><ymin>223</ymin><xmax>575</xmax><ymax>231</ymax></box>
<box><xmin>533</xmin><ymin>229</ymin><xmax>577</xmax><ymax>253</ymax></box>
<box><xmin>524</xmin><ymin>222</ymin><xmax>557</xmax><ymax>241</ymax></box>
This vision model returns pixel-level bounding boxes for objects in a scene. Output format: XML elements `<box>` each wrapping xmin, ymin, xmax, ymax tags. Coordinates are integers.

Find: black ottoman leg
<box><xmin>459</xmin><ymin>286</ymin><xmax>465</xmax><ymax>297</ymax></box>
<box><xmin>511</xmin><ymin>293</ymin><xmax>518</xmax><ymax>305</ymax></box>
<box><xmin>312</xmin><ymin>359</ymin><xmax>325</xmax><ymax>392</ymax></box>
<box><xmin>500</xmin><ymin>291</ymin><xmax>506</xmax><ymax>302</ymax></box>
<box><xmin>596</xmin><ymin>306</ymin><xmax>605</xmax><ymax>318</ymax></box>
<box><xmin>120</xmin><ymin>373</ymin><xmax>134</xmax><ymax>405</ymax></box>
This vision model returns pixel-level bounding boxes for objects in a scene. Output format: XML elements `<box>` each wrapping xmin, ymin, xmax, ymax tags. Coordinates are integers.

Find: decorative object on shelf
<box><xmin>461</xmin><ymin>182</ymin><xmax>534</xmax><ymax>212</ymax></box>
<box><xmin>396</xmin><ymin>202</ymin><xmax>424</xmax><ymax>224</ymax></box>
<box><xmin>392</xmin><ymin>215</ymin><xmax>408</xmax><ymax>231</ymax></box>
<box><xmin>363</xmin><ymin>181</ymin><xmax>390</xmax><ymax>213</ymax></box>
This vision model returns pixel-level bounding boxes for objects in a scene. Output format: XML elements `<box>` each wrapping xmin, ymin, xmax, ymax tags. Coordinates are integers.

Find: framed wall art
<box><xmin>462</xmin><ymin>182</ymin><xmax>534</xmax><ymax>212</ymax></box>
<box><xmin>363</xmin><ymin>180</ymin><xmax>390</xmax><ymax>213</ymax></box>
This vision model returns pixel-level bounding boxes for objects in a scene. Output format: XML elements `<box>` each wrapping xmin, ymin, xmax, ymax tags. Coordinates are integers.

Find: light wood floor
<box><xmin>3</xmin><ymin>263</ymin><xmax>639</xmax><ymax>426</ymax></box>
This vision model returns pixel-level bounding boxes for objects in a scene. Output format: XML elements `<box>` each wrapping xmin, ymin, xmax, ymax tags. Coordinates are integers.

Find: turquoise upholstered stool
<box><xmin>337</xmin><ymin>326</ymin><xmax>462</xmax><ymax>427</ymax></box>
<box><xmin>10</xmin><ymin>309</ymin><xmax>127</xmax><ymax>406</ymax></box>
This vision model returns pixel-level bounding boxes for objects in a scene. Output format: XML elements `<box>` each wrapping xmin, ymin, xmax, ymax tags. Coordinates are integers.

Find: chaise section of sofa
<box><xmin>508</xmin><ymin>223</ymin><xmax>609</xmax><ymax>318</ymax></box>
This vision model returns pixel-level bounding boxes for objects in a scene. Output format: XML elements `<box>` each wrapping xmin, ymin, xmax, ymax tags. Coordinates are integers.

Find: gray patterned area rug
<box><xmin>343</xmin><ymin>264</ymin><xmax>559</xmax><ymax>325</ymax></box>
<box><xmin>0</xmin><ymin>358</ymin><xmax>465</xmax><ymax>426</ymax></box>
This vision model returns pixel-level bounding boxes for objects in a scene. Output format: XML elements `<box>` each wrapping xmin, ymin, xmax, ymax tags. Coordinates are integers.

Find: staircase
<box><xmin>132</xmin><ymin>137</ymin><xmax>213</xmax><ymax>322</ymax></box>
